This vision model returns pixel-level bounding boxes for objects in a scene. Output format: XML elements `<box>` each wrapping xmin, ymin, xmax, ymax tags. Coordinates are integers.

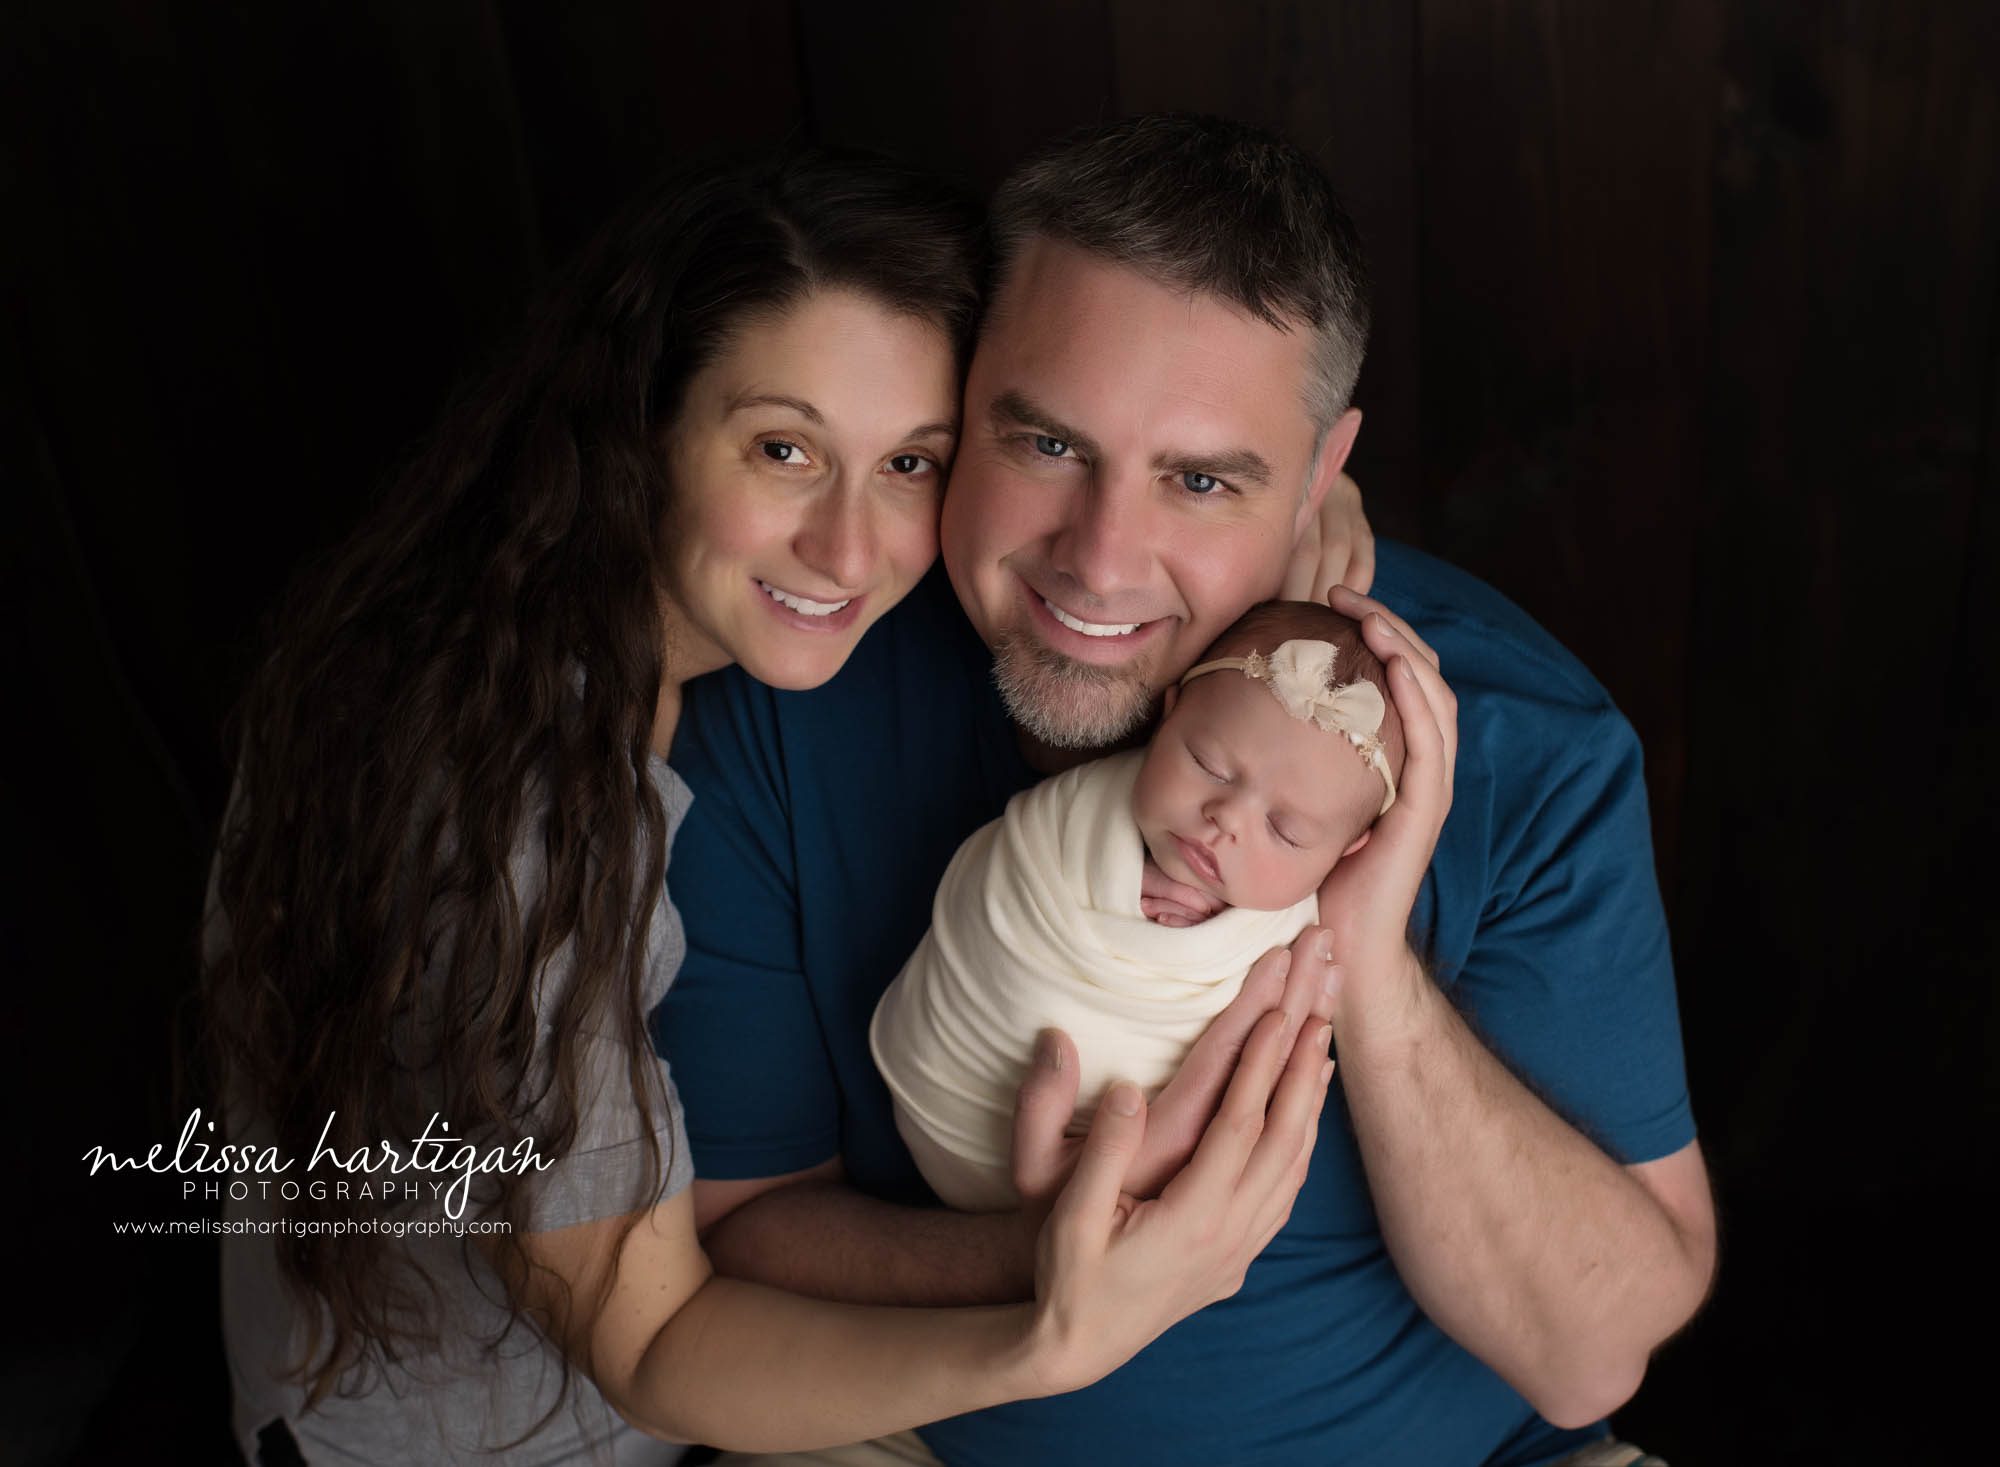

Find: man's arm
<box><xmin>1320</xmin><ymin>586</ymin><xmax>1716</xmax><ymax>1427</ymax></box>
<box><xmin>1334</xmin><ymin>952</ymin><xmax>1715</xmax><ymax>1426</ymax></box>
<box><xmin>696</xmin><ymin>939</ymin><xmax>1343</xmax><ymax>1305</ymax></box>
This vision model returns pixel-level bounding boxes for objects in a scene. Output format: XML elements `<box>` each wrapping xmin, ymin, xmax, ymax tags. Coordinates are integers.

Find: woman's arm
<box><xmin>492</xmin><ymin>991</ymin><xmax>1334</xmax><ymax>1453</ymax></box>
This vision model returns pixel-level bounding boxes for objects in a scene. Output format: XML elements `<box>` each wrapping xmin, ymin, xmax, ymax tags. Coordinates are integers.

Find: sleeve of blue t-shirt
<box><xmin>651</xmin><ymin>668</ymin><xmax>844</xmax><ymax>1178</ymax></box>
<box><xmin>1372</xmin><ymin>543</ymin><xmax>1695</xmax><ymax>1171</ymax></box>
<box><xmin>1441</xmin><ymin>692</ymin><xmax>1694</xmax><ymax>1167</ymax></box>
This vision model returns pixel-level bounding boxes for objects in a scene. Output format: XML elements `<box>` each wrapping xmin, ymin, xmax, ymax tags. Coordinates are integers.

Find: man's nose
<box><xmin>1047</xmin><ymin>469</ymin><xmax>1154</xmax><ymax>600</ymax></box>
<box><xmin>793</xmin><ymin>481</ymin><xmax>873</xmax><ymax>591</ymax></box>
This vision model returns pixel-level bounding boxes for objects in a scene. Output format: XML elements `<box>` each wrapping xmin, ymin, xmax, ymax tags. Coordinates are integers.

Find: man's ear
<box><xmin>1294</xmin><ymin>407</ymin><xmax>1364</xmax><ymax>536</ymax></box>
<box><xmin>1339</xmin><ymin>827</ymin><xmax>1372</xmax><ymax>859</ymax></box>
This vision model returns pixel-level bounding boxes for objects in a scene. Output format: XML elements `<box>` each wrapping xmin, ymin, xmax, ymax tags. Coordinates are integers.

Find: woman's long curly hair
<box><xmin>201</xmin><ymin>148</ymin><xmax>981</xmax><ymax>1431</ymax></box>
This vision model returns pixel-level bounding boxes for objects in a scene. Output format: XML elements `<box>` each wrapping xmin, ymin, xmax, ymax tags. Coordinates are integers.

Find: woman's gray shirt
<box><xmin>215</xmin><ymin>760</ymin><xmax>697</xmax><ymax>1465</ymax></box>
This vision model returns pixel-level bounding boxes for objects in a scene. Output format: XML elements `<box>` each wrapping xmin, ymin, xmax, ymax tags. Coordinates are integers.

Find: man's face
<box><xmin>940</xmin><ymin>238</ymin><xmax>1336</xmax><ymax>753</ymax></box>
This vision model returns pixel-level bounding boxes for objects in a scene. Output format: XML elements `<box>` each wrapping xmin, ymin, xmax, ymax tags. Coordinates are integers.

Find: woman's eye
<box><xmin>1032</xmin><ymin>434</ymin><xmax>1071</xmax><ymax>458</ymax></box>
<box><xmin>888</xmin><ymin>453</ymin><xmax>931</xmax><ymax>475</ymax></box>
<box><xmin>1181</xmin><ymin>470</ymin><xmax>1222</xmax><ymax>494</ymax></box>
<box><xmin>760</xmin><ymin>440</ymin><xmax>809</xmax><ymax>465</ymax></box>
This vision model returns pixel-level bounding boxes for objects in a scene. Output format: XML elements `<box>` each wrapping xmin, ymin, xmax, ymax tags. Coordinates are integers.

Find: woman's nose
<box><xmin>794</xmin><ymin>483</ymin><xmax>873</xmax><ymax>591</ymax></box>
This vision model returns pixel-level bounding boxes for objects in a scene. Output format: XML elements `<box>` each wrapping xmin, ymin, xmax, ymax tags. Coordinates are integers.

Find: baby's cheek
<box><xmin>1129</xmin><ymin>752</ymin><xmax>1170</xmax><ymax>825</ymax></box>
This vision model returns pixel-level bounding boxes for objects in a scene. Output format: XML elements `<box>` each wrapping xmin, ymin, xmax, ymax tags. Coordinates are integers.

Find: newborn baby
<box><xmin>870</xmin><ymin>600</ymin><xmax>1408</xmax><ymax>1210</ymax></box>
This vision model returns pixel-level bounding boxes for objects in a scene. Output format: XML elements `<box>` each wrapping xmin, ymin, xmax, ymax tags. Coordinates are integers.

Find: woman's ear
<box><xmin>1339</xmin><ymin>827</ymin><xmax>1372</xmax><ymax>859</ymax></box>
<box><xmin>1160</xmin><ymin>683</ymin><xmax>1180</xmax><ymax>718</ymax></box>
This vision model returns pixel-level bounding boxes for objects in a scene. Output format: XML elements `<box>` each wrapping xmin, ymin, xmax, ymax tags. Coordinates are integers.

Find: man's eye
<box><xmin>761</xmin><ymin>440</ymin><xmax>808</xmax><ymax>464</ymax></box>
<box><xmin>1032</xmin><ymin>434</ymin><xmax>1070</xmax><ymax>458</ymax></box>
<box><xmin>1181</xmin><ymin>470</ymin><xmax>1221</xmax><ymax>494</ymax></box>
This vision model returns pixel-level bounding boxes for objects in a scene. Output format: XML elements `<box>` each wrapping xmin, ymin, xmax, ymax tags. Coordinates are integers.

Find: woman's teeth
<box><xmin>760</xmin><ymin>580</ymin><xmax>851</xmax><ymax>616</ymax></box>
<box><xmin>1042</xmin><ymin>597</ymin><xmax>1139</xmax><ymax>637</ymax></box>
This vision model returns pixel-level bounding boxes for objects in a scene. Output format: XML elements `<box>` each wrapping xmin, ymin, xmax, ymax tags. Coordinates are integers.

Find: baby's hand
<box><xmin>1140</xmin><ymin>858</ymin><xmax>1224</xmax><ymax>927</ymax></box>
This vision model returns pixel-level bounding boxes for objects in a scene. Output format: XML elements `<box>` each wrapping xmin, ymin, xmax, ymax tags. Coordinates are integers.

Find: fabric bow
<box><xmin>1178</xmin><ymin>638</ymin><xmax>1397</xmax><ymax>815</ymax></box>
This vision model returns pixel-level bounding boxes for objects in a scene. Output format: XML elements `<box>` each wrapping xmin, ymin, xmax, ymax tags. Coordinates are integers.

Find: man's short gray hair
<box><xmin>987</xmin><ymin>113</ymin><xmax>1372</xmax><ymax>440</ymax></box>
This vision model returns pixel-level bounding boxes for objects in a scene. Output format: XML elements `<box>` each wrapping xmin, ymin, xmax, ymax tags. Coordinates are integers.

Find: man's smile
<box><xmin>1016</xmin><ymin>572</ymin><xmax>1172</xmax><ymax>665</ymax></box>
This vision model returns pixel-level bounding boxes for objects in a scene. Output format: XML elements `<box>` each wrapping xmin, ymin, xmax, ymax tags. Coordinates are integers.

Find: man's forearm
<box><xmin>1336</xmin><ymin>954</ymin><xmax>1715</xmax><ymax>1428</ymax></box>
<box><xmin>701</xmin><ymin>1179</ymin><xmax>1038</xmax><ymax>1306</ymax></box>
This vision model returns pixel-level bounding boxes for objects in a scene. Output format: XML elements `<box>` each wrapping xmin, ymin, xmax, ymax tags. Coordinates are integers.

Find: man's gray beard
<box><xmin>991</xmin><ymin>627</ymin><xmax>1160</xmax><ymax>751</ymax></box>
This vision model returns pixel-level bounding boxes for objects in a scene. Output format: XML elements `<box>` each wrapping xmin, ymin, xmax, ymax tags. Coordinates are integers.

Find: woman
<box><xmin>203</xmin><ymin>148</ymin><xmax>1357</xmax><ymax>1464</ymax></box>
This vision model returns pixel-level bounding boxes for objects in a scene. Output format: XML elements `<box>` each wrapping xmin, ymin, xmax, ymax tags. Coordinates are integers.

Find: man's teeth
<box><xmin>1042</xmin><ymin>597</ymin><xmax>1139</xmax><ymax>637</ymax></box>
<box><xmin>760</xmin><ymin>581</ymin><xmax>851</xmax><ymax>616</ymax></box>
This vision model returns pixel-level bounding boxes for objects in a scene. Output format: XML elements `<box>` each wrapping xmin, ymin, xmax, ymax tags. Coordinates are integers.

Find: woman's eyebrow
<box><xmin>904</xmin><ymin>419</ymin><xmax>959</xmax><ymax>442</ymax></box>
<box><xmin>726</xmin><ymin>391</ymin><xmax>823</xmax><ymax>423</ymax></box>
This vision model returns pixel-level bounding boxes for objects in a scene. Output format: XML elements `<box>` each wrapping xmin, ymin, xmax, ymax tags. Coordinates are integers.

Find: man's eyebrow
<box><xmin>725</xmin><ymin>391</ymin><xmax>824</xmax><ymax>424</ymax></box>
<box><xmin>1158</xmin><ymin>446</ymin><xmax>1274</xmax><ymax>491</ymax></box>
<box><xmin>988</xmin><ymin>390</ymin><xmax>1103</xmax><ymax>461</ymax></box>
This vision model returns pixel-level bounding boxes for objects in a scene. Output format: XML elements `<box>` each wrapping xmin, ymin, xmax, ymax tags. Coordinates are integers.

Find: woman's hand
<box><xmin>1283</xmin><ymin>472</ymin><xmax>1375</xmax><ymax>602</ymax></box>
<box><xmin>1012</xmin><ymin>931</ymin><xmax>1341</xmax><ymax>1204</ymax></box>
<box><xmin>1018</xmin><ymin>1001</ymin><xmax>1336</xmax><ymax>1395</ymax></box>
<box><xmin>1314</xmin><ymin>585</ymin><xmax>1459</xmax><ymax>1029</ymax></box>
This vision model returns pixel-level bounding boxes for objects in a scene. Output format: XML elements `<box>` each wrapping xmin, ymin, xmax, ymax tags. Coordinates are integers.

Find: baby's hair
<box><xmin>1192</xmin><ymin>600</ymin><xmax>1408</xmax><ymax>822</ymax></box>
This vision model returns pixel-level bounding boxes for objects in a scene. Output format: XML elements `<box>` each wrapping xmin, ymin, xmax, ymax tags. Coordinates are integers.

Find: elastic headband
<box><xmin>1179</xmin><ymin>639</ymin><xmax>1397</xmax><ymax>816</ymax></box>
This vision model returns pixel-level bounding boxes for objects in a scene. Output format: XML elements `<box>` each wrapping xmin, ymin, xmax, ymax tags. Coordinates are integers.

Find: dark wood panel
<box><xmin>1416</xmin><ymin>0</ymin><xmax>1724</xmax><ymax>893</ymax></box>
<box><xmin>1679</xmin><ymin>0</ymin><xmax>1999</xmax><ymax>1178</ymax></box>
<box><xmin>496</xmin><ymin>0</ymin><xmax>804</xmax><ymax>258</ymax></box>
<box><xmin>793</xmin><ymin>0</ymin><xmax>1117</xmax><ymax>193</ymax></box>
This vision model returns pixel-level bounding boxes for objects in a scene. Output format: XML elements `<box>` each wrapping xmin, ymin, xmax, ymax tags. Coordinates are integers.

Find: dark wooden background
<box><xmin>4</xmin><ymin>3</ymin><xmax>1994</xmax><ymax>1462</ymax></box>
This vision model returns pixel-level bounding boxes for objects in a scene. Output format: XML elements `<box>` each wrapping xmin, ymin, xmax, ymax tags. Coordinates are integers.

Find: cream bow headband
<box><xmin>1179</xmin><ymin>639</ymin><xmax>1397</xmax><ymax>817</ymax></box>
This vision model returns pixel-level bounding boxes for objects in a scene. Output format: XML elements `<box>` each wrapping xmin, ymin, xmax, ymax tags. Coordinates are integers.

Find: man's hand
<box><xmin>1137</xmin><ymin>856</ymin><xmax>1223</xmax><ymax>927</ymax></box>
<box><xmin>1316</xmin><ymin>585</ymin><xmax>1459</xmax><ymax>1026</ymax></box>
<box><xmin>1283</xmin><ymin>471</ymin><xmax>1375</xmax><ymax>602</ymax></box>
<box><xmin>1012</xmin><ymin>927</ymin><xmax>1342</xmax><ymax>1204</ymax></box>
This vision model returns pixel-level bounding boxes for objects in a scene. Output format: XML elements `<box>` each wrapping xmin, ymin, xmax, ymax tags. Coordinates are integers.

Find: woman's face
<box><xmin>661</xmin><ymin>287</ymin><xmax>959</xmax><ymax>691</ymax></box>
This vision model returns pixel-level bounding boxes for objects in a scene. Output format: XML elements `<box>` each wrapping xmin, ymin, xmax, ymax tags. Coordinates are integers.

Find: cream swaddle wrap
<box><xmin>869</xmin><ymin>750</ymin><xmax>1319</xmax><ymax>1211</ymax></box>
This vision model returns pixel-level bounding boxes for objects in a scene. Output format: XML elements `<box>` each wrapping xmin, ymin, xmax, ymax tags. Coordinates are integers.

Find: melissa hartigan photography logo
<box><xmin>83</xmin><ymin>1109</ymin><xmax>549</xmax><ymax>1239</ymax></box>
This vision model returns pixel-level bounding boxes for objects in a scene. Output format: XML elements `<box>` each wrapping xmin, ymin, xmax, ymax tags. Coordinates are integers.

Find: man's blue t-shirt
<box><xmin>655</xmin><ymin>541</ymin><xmax>1694</xmax><ymax>1467</ymax></box>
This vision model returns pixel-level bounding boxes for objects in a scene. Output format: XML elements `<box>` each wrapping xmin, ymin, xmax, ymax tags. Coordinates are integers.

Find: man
<box><xmin>657</xmin><ymin>115</ymin><xmax>1714</xmax><ymax>1466</ymax></box>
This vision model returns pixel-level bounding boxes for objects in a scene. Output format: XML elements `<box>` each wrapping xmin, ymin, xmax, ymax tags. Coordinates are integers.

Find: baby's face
<box><xmin>1132</xmin><ymin>673</ymin><xmax>1376</xmax><ymax>912</ymax></box>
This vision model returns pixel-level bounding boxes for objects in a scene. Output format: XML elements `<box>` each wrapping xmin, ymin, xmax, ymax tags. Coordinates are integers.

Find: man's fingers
<box><xmin>1384</xmin><ymin>654</ymin><xmax>1451</xmax><ymax>822</ymax></box>
<box><xmin>1327</xmin><ymin>584</ymin><xmax>1440</xmax><ymax>670</ymax></box>
<box><xmin>1012</xmin><ymin>1028</ymin><xmax>1082</xmax><ymax>1202</ymax></box>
